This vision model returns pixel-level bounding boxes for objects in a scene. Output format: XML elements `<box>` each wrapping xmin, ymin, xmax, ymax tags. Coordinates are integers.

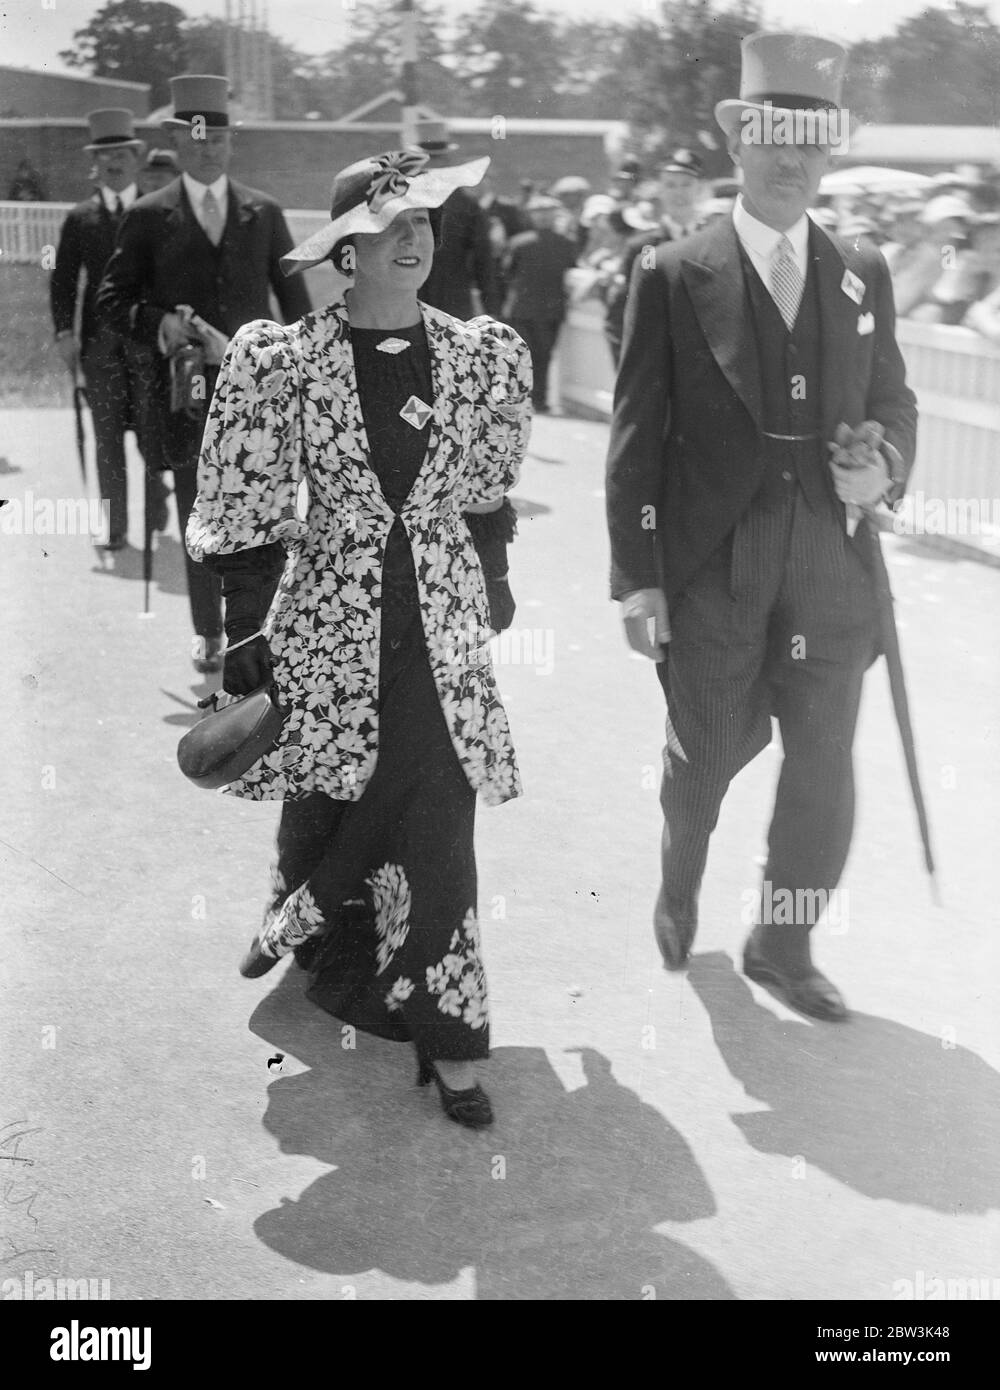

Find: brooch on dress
<box><xmin>399</xmin><ymin>395</ymin><xmax>433</xmax><ymax>430</ymax></box>
<box><xmin>376</xmin><ymin>337</ymin><xmax>411</xmax><ymax>354</ymax></box>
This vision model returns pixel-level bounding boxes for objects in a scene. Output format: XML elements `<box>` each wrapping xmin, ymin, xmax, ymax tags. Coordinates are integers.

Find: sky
<box><xmin>4</xmin><ymin>0</ymin><xmax>1000</xmax><ymax>73</ymax></box>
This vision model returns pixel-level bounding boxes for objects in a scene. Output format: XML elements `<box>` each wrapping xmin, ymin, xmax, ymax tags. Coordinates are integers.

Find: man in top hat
<box><xmin>50</xmin><ymin>108</ymin><xmax>166</xmax><ymax>550</ymax></box>
<box><xmin>98</xmin><ymin>75</ymin><xmax>310</xmax><ymax>673</ymax></box>
<box><xmin>501</xmin><ymin>194</ymin><xmax>579</xmax><ymax>412</ymax></box>
<box><xmin>605</xmin><ymin>32</ymin><xmax>918</xmax><ymax>1019</ymax></box>
<box><xmin>604</xmin><ymin>148</ymin><xmax>705</xmax><ymax>366</ymax></box>
<box><xmin>414</xmin><ymin>119</ymin><xmax>501</xmax><ymax>319</ymax></box>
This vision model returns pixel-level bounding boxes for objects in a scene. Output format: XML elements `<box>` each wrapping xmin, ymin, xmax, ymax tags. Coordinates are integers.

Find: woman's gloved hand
<box><xmin>485</xmin><ymin>575</ymin><xmax>516</xmax><ymax>633</ymax></box>
<box><xmin>223</xmin><ymin>633</ymin><xmax>273</xmax><ymax>696</ymax></box>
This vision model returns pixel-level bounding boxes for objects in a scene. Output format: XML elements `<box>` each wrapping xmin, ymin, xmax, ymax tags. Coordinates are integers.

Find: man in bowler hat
<box><xmin>98</xmin><ymin>75</ymin><xmax>310</xmax><ymax>673</ymax></box>
<box><xmin>605</xmin><ymin>32</ymin><xmax>918</xmax><ymax>1019</ymax></box>
<box><xmin>50</xmin><ymin>109</ymin><xmax>166</xmax><ymax>550</ymax></box>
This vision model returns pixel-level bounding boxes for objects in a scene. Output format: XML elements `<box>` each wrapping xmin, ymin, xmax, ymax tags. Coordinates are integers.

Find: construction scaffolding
<box><xmin>223</xmin><ymin>0</ymin><xmax>274</xmax><ymax>121</ymax></box>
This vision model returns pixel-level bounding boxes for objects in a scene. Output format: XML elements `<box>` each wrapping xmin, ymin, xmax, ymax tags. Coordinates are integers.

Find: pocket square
<box><xmin>857</xmin><ymin>312</ymin><xmax>875</xmax><ymax>335</ymax></box>
<box><xmin>841</xmin><ymin>269</ymin><xmax>866</xmax><ymax>305</ymax></box>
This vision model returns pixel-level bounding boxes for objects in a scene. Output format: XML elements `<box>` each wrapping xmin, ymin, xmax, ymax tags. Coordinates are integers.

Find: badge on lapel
<box><xmin>841</xmin><ymin>269</ymin><xmax>866</xmax><ymax>305</ymax></box>
<box><xmin>857</xmin><ymin>312</ymin><xmax>875</xmax><ymax>336</ymax></box>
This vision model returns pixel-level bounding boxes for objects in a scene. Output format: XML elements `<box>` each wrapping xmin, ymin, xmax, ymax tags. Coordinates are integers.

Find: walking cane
<box><xmin>871</xmin><ymin>528</ymin><xmax>939</xmax><ymax>901</ymax></box>
<box><xmin>72</xmin><ymin>381</ymin><xmax>88</xmax><ymax>487</ymax></box>
<box><xmin>142</xmin><ymin>466</ymin><xmax>154</xmax><ymax>616</ymax></box>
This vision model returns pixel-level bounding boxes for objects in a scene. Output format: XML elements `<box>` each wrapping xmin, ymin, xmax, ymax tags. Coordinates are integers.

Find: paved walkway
<box><xmin>2</xmin><ymin>407</ymin><xmax>998</xmax><ymax>1300</ymax></box>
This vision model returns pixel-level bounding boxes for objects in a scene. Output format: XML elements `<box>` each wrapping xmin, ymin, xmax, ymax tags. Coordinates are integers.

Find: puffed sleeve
<box><xmin>185</xmin><ymin>320</ymin><xmax>308</xmax><ymax>563</ymax></box>
<box><xmin>459</xmin><ymin>315</ymin><xmax>533</xmax><ymax>507</ymax></box>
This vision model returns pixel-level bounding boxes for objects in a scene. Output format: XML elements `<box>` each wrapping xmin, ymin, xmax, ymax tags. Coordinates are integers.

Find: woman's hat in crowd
<box><xmin>281</xmin><ymin>149</ymin><xmax>490</xmax><ymax>274</ymax></box>
<box><xmin>921</xmin><ymin>194</ymin><xmax>975</xmax><ymax>226</ymax></box>
<box><xmin>161</xmin><ymin>75</ymin><xmax>231</xmax><ymax>129</ymax></box>
<box><xmin>714</xmin><ymin>31</ymin><xmax>847</xmax><ymax>140</ymax></box>
<box><xmin>527</xmin><ymin>194</ymin><xmax>562</xmax><ymax>211</ymax></box>
<box><xmin>622</xmin><ymin>200</ymin><xmax>661</xmax><ymax>231</ymax></box>
<box><xmin>84</xmin><ymin>109</ymin><xmax>144</xmax><ymax>152</ymax></box>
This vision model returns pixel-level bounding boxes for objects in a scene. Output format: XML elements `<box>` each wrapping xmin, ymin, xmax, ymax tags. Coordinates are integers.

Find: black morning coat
<box><xmin>605</xmin><ymin>215</ymin><xmax>918</xmax><ymax>607</ymax></box>
<box><xmin>96</xmin><ymin>175</ymin><xmax>311</xmax><ymax>348</ymax></box>
<box><xmin>49</xmin><ymin>191</ymin><xmax>122</xmax><ymax>350</ymax></box>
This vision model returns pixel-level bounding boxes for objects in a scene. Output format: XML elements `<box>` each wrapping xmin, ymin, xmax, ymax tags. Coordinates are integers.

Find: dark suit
<box><xmin>605</xmin><ymin>215</ymin><xmax>917</xmax><ymax>949</ymax></box>
<box><xmin>50</xmin><ymin>190</ymin><xmax>158</xmax><ymax>543</ymax></box>
<box><xmin>419</xmin><ymin>188</ymin><xmax>500</xmax><ymax>319</ymax></box>
<box><xmin>502</xmin><ymin>227</ymin><xmax>579</xmax><ymax>410</ymax></box>
<box><xmin>97</xmin><ymin>177</ymin><xmax>311</xmax><ymax>637</ymax></box>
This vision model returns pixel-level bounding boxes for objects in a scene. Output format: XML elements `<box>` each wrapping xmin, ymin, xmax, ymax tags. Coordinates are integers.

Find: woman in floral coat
<box><xmin>186</xmin><ymin>150</ymin><xmax>532</xmax><ymax>1127</ymax></box>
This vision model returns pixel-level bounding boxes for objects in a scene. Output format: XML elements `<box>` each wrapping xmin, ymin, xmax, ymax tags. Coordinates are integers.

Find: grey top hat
<box><xmin>715</xmin><ymin>31</ymin><xmax>847</xmax><ymax>138</ymax></box>
<box><xmin>162</xmin><ymin>75</ymin><xmax>231</xmax><ymax>129</ymax></box>
<box><xmin>84</xmin><ymin>108</ymin><xmax>143</xmax><ymax>152</ymax></box>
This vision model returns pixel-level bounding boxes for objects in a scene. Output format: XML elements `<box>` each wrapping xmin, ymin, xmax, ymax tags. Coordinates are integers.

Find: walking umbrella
<box><xmin>871</xmin><ymin>533</ymin><xmax>939</xmax><ymax>897</ymax></box>
<box><xmin>72</xmin><ymin>381</ymin><xmax>88</xmax><ymax>486</ymax></box>
<box><xmin>143</xmin><ymin>469</ymin><xmax>153</xmax><ymax>614</ymax></box>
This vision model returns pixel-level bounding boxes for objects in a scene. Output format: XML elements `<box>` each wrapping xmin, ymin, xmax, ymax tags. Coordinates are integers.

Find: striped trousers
<box><xmin>655</xmin><ymin>486</ymin><xmax>880</xmax><ymax>945</ymax></box>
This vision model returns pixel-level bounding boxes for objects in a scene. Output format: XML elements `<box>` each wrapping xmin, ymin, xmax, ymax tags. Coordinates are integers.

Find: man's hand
<box><xmin>621</xmin><ymin>587</ymin><xmax>670</xmax><ymax>660</ymax></box>
<box><xmin>828</xmin><ymin>420</ymin><xmax>890</xmax><ymax>508</ymax></box>
<box><xmin>159</xmin><ymin>310</ymin><xmax>199</xmax><ymax>355</ymax></box>
<box><xmin>55</xmin><ymin>334</ymin><xmax>80</xmax><ymax>375</ymax></box>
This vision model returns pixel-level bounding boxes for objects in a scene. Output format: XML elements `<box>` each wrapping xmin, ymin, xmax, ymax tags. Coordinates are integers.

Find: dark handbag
<box><xmin>177</xmin><ymin>682</ymin><xmax>285</xmax><ymax>789</ymax></box>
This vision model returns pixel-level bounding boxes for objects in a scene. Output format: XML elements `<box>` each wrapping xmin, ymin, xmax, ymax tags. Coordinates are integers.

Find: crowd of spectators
<box><xmin>476</xmin><ymin>158</ymin><xmax>1000</xmax><ymax>369</ymax></box>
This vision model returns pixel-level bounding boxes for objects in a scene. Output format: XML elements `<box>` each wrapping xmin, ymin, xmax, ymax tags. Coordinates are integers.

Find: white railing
<box><xmin>0</xmin><ymin>201</ymin><xmax>330</xmax><ymax>264</ymax></box>
<box><xmin>558</xmin><ymin>271</ymin><xmax>1000</xmax><ymax>557</ymax></box>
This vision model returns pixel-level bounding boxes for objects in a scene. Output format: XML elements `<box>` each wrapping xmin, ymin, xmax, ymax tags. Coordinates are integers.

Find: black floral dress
<box><xmin>189</xmin><ymin>306</ymin><xmax>532</xmax><ymax>1062</ymax></box>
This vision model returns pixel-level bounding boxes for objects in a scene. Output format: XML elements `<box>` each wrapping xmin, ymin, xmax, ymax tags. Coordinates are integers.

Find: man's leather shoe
<box><xmin>742</xmin><ymin>931</ymin><xmax>848</xmax><ymax>1021</ymax></box>
<box><xmin>192</xmin><ymin>635</ymin><xmax>225</xmax><ymax>674</ymax></box>
<box><xmin>653</xmin><ymin>886</ymin><xmax>697</xmax><ymax>970</ymax></box>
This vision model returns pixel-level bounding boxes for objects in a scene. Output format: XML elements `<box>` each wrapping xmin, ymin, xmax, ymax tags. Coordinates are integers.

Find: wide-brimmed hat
<box><xmin>281</xmin><ymin>149</ymin><xmax>490</xmax><ymax>274</ymax></box>
<box><xmin>84</xmin><ymin>109</ymin><xmax>143</xmax><ymax>152</ymax></box>
<box><xmin>415</xmin><ymin>118</ymin><xmax>459</xmax><ymax>153</ymax></box>
<box><xmin>527</xmin><ymin>194</ymin><xmax>562</xmax><ymax>212</ymax></box>
<box><xmin>550</xmin><ymin>175</ymin><xmax>591</xmax><ymax>198</ymax></box>
<box><xmin>161</xmin><ymin>75</ymin><xmax>231</xmax><ymax>129</ymax></box>
<box><xmin>659</xmin><ymin>148</ymin><xmax>703</xmax><ymax>178</ymax></box>
<box><xmin>622</xmin><ymin>201</ymin><xmax>661</xmax><ymax>232</ymax></box>
<box><xmin>715</xmin><ymin>31</ymin><xmax>847</xmax><ymax>141</ymax></box>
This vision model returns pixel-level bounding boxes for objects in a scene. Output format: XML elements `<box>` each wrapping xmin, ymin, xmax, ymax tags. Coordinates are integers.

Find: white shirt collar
<box><xmin>733</xmin><ymin>195</ymin><xmax>810</xmax><ymax>271</ymax></box>
<box><xmin>100</xmin><ymin>183</ymin><xmax>137</xmax><ymax>212</ymax></box>
<box><xmin>182</xmin><ymin>171</ymin><xmax>228</xmax><ymax>213</ymax></box>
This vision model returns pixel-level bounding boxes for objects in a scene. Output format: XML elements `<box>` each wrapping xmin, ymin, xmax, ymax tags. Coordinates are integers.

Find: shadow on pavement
<box><xmin>247</xmin><ymin>967</ymin><xmax>734</xmax><ymax>1299</ymax></box>
<box><xmin>687</xmin><ymin>952</ymin><xmax>1000</xmax><ymax>1213</ymax></box>
<box><xmin>89</xmin><ymin>533</ymin><xmax>189</xmax><ymax>595</ymax></box>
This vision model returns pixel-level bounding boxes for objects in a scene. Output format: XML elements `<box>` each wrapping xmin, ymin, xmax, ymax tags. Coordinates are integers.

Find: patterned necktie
<box><xmin>201</xmin><ymin>187</ymin><xmax>223</xmax><ymax>246</ymax></box>
<box><xmin>771</xmin><ymin>235</ymin><xmax>804</xmax><ymax>330</ymax></box>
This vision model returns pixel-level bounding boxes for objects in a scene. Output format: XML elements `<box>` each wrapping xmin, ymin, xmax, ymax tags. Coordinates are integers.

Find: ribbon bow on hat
<box><xmin>366</xmin><ymin>150</ymin><xmax>430</xmax><ymax>214</ymax></box>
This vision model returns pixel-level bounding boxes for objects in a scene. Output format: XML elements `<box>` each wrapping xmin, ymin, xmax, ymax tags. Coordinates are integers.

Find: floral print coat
<box><xmin>186</xmin><ymin>299</ymin><xmax>532</xmax><ymax>806</ymax></box>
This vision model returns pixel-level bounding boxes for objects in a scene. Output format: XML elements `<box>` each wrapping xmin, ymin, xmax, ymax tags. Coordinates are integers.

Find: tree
<box><xmin>58</xmin><ymin>0</ymin><xmax>189</xmax><ymax>109</ymax></box>
<box><xmin>448</xmin><ymin>0</ymin><xmax>567</xmax><ymax>118</ymax></box>
<box><xmin>183</xmin><ymin>17</ymin><xmax>323</xmax><ymax>121</ymax></box>
<box><xmin>845</xmin><ymin>4</ymin><xmax>1000</xmax><ymax>126</ymax></box>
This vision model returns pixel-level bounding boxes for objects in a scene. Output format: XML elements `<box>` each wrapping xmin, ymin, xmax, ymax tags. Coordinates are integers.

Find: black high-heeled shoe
<box><xmin>416</xmin><ymin>1049</ymin><xmax>494</xmax><ymax>1129</ymax></box>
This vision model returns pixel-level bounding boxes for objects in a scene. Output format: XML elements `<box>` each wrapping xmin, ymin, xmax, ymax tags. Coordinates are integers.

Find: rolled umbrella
<box><xmin>871</xmin><ymin>530</ymin><xmax>938</xmax><ymax>896</ymax></box>
<box><xmin>72</xmin><ymin>382</ymin><xmax>88</xmax><ymax>486</ymax></box>
<box><xmin>143</xmin><ymin>468</ymin><xmax>153</xmax><ymax>614</ymax></box>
